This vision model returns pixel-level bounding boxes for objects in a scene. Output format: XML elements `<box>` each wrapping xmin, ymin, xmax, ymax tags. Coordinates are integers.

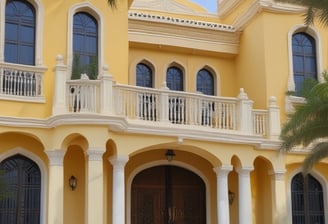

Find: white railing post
<box><xmin>237</xmin><ymin>88</ymin><xmax>253</xmax><ymax>134</ymax></box>
<box><xmin>52</xmin><ymin>54</ymin><xmax>68</xmax><ymax>115</ymax></box>
<box><xmin>160</xmin><ymin>82</ymin><xmax>170</xmax><ymax>123</ymax></box>
<box><xmin>99</xmin><ymin>65</ymin><xmax>114</xmax><ymax>115</ymax></box>
<box><xmin>268</xmin><ymin>96</ymin><xmax>281</xmax><ymax>139</ymax></box>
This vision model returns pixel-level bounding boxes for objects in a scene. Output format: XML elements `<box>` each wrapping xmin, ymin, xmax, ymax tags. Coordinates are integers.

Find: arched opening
<box><xmin>0</xmin><ymin>154</ymin><xmax>41</xmax><ymax>224</ymax></box>
<box><xmin>131</xmin><ymin>165</ymin><xmax>206</xmax><ymax>224</ymax></box>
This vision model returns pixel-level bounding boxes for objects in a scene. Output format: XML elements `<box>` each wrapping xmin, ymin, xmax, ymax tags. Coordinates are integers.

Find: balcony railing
<box><xmin>0</xmin><ymin>62</ymin><xmax>46</xmax><ymax>101</ymax></box>
<box><xmin>52</xmin><ymin>56</ymin><xmax>281</xmax><ymax>139</ymax></box>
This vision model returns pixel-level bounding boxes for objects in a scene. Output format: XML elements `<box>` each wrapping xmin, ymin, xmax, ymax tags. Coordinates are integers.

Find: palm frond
<box><xmin>274</xmin><ymin>0</ymin><xmax>328</xmax><ymax>26</ymax></box>
<box><xmin>108</xmin><ymin>0</ymin><xmax>117</xmax><ymax>8</ymax></box>
<box><xmin>302</xmin><ymin>142</ymin><xmax>328</xmax><ymax>175</ymax></box>
<box><xmin>280</xmin><ymin>80</ymin><xmax>328</xmax><ymax>151</ymax></box>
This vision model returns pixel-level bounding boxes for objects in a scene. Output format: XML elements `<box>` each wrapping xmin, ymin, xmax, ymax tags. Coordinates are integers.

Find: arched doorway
<box><xmin>131</xmin><ymin>165</ymin><xmax>206</xmax><ymax>224</ymax></box>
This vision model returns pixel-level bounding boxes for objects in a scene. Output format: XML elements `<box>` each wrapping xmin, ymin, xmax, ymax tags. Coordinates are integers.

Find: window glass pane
<box><xmin>4</xmin><ymin>44</ymin><xmax>18</xmax><ymax>63</ymax></box>
<box><xmin>21</xmin><ymin>26</ymin><xmax>35</xmax><ymax>42</ymax></box>
<box><xmin>21</xmin><ymin>45</ymin><xmax>35</xmax><ymax>65</ymax></box>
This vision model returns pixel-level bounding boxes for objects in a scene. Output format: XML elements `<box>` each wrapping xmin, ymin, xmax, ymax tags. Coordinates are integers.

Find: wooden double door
<box><xmin>131</xmin><ymin>165</ymin><xmax>206</xmax><ymax>224</ymax></box>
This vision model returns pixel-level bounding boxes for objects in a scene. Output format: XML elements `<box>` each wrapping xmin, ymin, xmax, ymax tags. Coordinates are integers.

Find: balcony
<box><xmin>0</xmin><ymin>62</ymin><xmax>47</xmax><ymax>102</ymax></box>
<box><xmin>52</xmin><ymin>56</ymin><xmax>281</xmax><ymax>141</ymax></box>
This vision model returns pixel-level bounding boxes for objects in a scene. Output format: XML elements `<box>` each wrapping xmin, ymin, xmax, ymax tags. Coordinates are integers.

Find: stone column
<box><xmin>52</xmin><ymin>55</ymin><xmax>68</xmax><ymax>115</ymax></box>
<box><xmin>86</xmin><ymin>148</ymin><xmax>106</xmax><ymax>224</ymax></box>
<box><xmin>270</xmin><ymin>169</ymin><xmax>287</xmax><ymax>224</ymax></box>
<box><xmin>214</xmin><ymin>165</ymin><xmax>233</xmax><ymax>224</ymax></box>
<box><xmin>45</xmin><ymin>150</ymin><xmax>65</xmax><ymax>224</ymax></box>
<box><xmin>109</xmin><ymin>156</ymin><xmax>129</xmax><ymax>224</ymax></box>
<box><xmin>236</xmin><ymin>166</ymin><xmax>254</xmax><ymax>224</ymax></box>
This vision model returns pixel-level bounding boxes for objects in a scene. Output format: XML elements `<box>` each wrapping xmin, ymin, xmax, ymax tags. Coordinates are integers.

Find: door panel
<box><xmin>131</xmin><ymin>165</ymin><xmax>206</xmax><ymax>224</ymax></box>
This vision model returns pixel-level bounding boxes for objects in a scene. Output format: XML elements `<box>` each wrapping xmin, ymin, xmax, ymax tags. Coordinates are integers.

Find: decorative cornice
<box><xmin>128</xmin><ymin>11</ymin><xmax>234</xmax><ymax>31</ymax></box>
<box><xmin>0</xmin><ymin>113</ymin><xmax>281</xmax><ymax>150</ymax></box>
<box><xmin>128</xmin><ymin>11</ymin><xmax>239</xmax><ymax>55</ymax></box>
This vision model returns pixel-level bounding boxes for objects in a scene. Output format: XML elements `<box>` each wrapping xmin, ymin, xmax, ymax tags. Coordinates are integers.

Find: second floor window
<box><xmin>197</xmin><ymin>69</ymin><xmax>214</xmax><ymax>95</ymax></box>
<box><xmin>136</xmin><ymin>63</ymin><xmax>153</xmax><ymax>88</ymax></box>
<box><xmin>72</xmin><ymin>12</ymin><xmax>98</xmax><ymax>80</ymax></box>
<box><xmin>166</xmin><ymin>66</ymin><xmax>183</xmax><ymax>91</ymax></box>
<box><xmin>5</xmin><ymin>0</ymin><xmax>36</xmax><ymax>65</ymax></box>
<box><xmin>292</xmin><ymin>32</ymin><xmax>317</xmax><ymax>94</ymax></box>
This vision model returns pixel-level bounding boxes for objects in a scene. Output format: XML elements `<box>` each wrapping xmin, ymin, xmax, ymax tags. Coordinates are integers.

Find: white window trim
<box><xmin>126</xmin><ymin>160</ymin><xmax>212</xmax><ymax>224</ymax></box>
<box><xmin>285</xmin><ymin>25</ymin><xmax>322</xmax><ymax>113</ymax></box>
<box><xmin>0</xmin><ymin>147</ymin><xmax>47</xmax><ymax>224</ymax></box>
<box><xmin>67</xmin><ymin>2</ymin><xmax>105</xmax><ymax>80</ymax></box>
<box><xmin>0</xmin><ymin>0</ymin><xmax>44</xmax><ymax>65</ymax></box>
<box><xmin>286</xmin><ymin>168</ymin><xmax>328</xmax><ymax>224</ymax></box>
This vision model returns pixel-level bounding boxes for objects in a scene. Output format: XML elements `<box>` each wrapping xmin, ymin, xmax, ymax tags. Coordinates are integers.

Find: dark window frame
<box><xmin>5</xmin><ymin>0</ymin><xmax>36</xmax><ymax>65</ymax></box>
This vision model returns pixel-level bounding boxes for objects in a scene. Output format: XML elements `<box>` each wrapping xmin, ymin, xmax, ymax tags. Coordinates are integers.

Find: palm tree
<box><xmin>280</xmin><ymin>73</ymin><xmax>328</xmax><ymax>175</ymax></box>
<box><xmin>275</xmin><ymin>0</ymin><xmax>328</xmax><ymax>26</ymax></box>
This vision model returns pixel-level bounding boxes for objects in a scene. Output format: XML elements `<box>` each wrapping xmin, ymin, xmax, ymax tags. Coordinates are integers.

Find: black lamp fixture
<box><xmin>165</xmin><ymin>149</ymin><xmax>176</xmax><ymax>162</ymax></box>
<box><xmin>69</xmin><ymin>175</ymin><xmax>77</xmax><ymax>191</ymax></box>
<box><xmin>228</xmin><ymin>190</ymin><xmax>235</xmax><ymax>205</ymax></box>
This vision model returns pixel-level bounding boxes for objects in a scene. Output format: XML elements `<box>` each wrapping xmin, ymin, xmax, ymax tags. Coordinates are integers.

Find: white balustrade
<box><xmin>0</xmin><ymin>63</ymin><xmax>45</xmax><ymax>97</ymax></box>
<box><xmin>252</xmin><ymin>110</ymin><xmax>268</xmax><ymax>136</ymax></box>
<box><xmin>113</xmin><ymin>84</ymin><xmax>239</xmax><ymax>130</ymax></box>
<box><xmin>67</xmin><ymin>78</ymin><xmax>100</xmax><ymax>113</ymax></box>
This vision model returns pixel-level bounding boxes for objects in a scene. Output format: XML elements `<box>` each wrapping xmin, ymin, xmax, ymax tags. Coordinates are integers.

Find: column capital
<box><xmin>269</xmin><ymin>169</ymin><xmax>286</xmax><ymax>181</ymax></box>
<box><xmin>236</xmin><ymin>166</ymin><xmax>254</xmax><ymax>176</ymax></box>
<box><xmin>87</xmin><ymin>147</ymin><xmax>105</xmax><ymax>161</ymax></box>
<box><xmin>109</xmin><ymin>155</ymin><xmax>129</xmax><ymax>168</ymax></box>
<box><xmin>213</xmin><ymin>165</ymin><xmax>233</xmax><ymax>177</ymax></box>
<box><xmin>45</xmin><ymin>150</ymin><xmax>65</xmax><ymax>166</ymax></box>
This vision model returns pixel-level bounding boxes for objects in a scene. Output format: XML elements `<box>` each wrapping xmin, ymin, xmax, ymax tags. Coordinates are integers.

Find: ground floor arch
<box><xmin>131</xmin><ymin>165</ymin><xmax>206</xmax><ymax>224</ymax></box>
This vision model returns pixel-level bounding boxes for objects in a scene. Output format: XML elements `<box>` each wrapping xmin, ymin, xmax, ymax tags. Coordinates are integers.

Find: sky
<box><xmin>190</xmin><ymin>0</ymin><xmax>217</xmax><ymax>13</ymax></box>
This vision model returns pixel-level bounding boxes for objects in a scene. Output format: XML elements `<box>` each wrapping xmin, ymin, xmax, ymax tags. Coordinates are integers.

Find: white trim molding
<box><xmin>0</xmin><ymin>147</ymin><xmax>48</xmax><ymax>224</ymax></box>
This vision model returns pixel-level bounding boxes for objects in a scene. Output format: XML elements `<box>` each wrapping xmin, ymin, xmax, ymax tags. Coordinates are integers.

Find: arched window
<box><xmin>72</xmin><ymin>12</ymin><xmax>98</xmax><ymax>80</ymax></box>
<box><xmin>291</xmin><ymin>173</ymin><xmax>325</xmax><ymax>223</ymax></box>
<box><xmin>5</xmin><ymin>0</ymin><xmax>36</xmax><ymax>65</ymax></box>
<box><xmin>136</xmin><ymin>63</ymin><xmax>153</xmax><ymax>88</ymax></box>
<box><xmin>166</xmin><ymin>66</ymin><xmax>183</xmax><ymax>91</ymax></box>
<box><xmin>197</xmin><ymin>69</ymin><xmax>214</xmax><ymax>95</ymax></box>
<box><xmin>0</xmin><ymin>154</ymin><xmax>41</xmax><ymax>224</ymax></box>
<box><xmin>292</xmin><ymin>32</ymin><xmax>317</xmax><ymax>94</ymax></box>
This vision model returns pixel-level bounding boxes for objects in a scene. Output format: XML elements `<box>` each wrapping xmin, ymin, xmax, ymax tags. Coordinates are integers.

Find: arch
<box><xmin>287</xmin><ymin>167</ymin><xmax>328</xmax><ymax>224</ymax></box>
<box><xmin>61</xmin><ymin>133</ymin><xmax>89</xmax><ymax>151</ymax></box>
<box><xmin>287</xmin><ymin>25</ymin><xmax>322</xmax><ymax>92</ymax></box>
<box><xmin>129</xmin><ymin>58</ymin><xmax>157</xmax><ymax>87</ymax></box>
<box><xmin>0</xmin><ymin>0</ymin><xmax>44</xmax><ymax>65</ymax></box>
<box><xmin>0</xmin><ymin>147</ymin><xmax>47</xmax><ymax>224</ymax></box>
<box><xmin>126</xmin><ymin>160</ymin><xmax>212</xmax><ymax>224</ymax></box>
<box><xmin>67</xmin><ymin>2</ymin><xmax>104</xmax><ymax>79</ymax></box>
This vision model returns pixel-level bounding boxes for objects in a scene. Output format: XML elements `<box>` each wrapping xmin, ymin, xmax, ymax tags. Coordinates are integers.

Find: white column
<box><xmin>45</xmin><ymin>150</ymin><xmax>65</xmax><ymax>224</ymax></box>
<box><xmin>236</xmin><ymin>166</ymin><xmax>254</xmax><ymax>224</ymax></box>
<box><xmin>109</xmin><ymin>156</ymin><xmax>129</xmax><ymax>224</ymax></box>
<box><xmin>86</xmin><ymin>148</ymin><xmax>106</xmax><ymax>224</ymax></box>
<box><xmin>270</xmin><ymin>169</ymin><xmax>287</xmax><ymax>224</ymax></box>
<box><xmin>52</xmin><ymin>55</ymin><xmax>68</xmax><ymax>115</ymax></box>
<box><xmin>268</xmin><ymin>96</ymin><xmax>281</xmax><ymax>139</ymax></box>
<box><xmin>214</xmin><ymin>165</ymin><xmax>233</xmax><ymax>224</ymax></box>
<box><xmin>99</xmin><ymin>65</ymin><xmax>114</xmax><ymax>115</ymax></box>
<box><xmin>237</xmin><ymin>88</ymin><xmax>254</xmax><ymax>134</ymax></box>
